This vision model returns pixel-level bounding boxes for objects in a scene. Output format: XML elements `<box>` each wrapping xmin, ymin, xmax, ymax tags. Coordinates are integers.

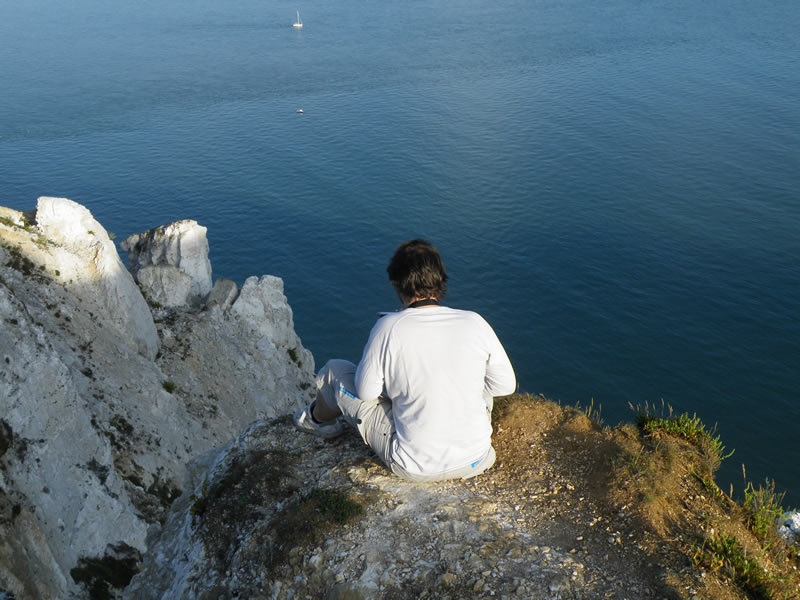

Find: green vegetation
<box><xmin>0</xmin><ymin>214</ymin><xmax>55</xmax><ymax>250</ymax></box>
<box><xmin>616</xmin><ymin>401</ymin><xmax>799</xmax><ymax>598</ymax></box>
<box><xmin>0</xmin><ymin>215</ymin><xmax>33</xmax><ymax>233</ymax></box>
<box><xmin>2</xmin><ymin>244</ymin><xmax>36</xmax><ymax>277</ymax></box>
<box><xmin>189</xmin><ymin>449</ymin><xmax>297</xmax><ymax>525</ymax></box>
<box><xmin>743</xmin><ymin>477</ymin><xmax>786</xmax><ymax>541</ymax></box>
<box><xmin>70</xmin><ymin>548</ymin><xmax>140</xmax><ymax>600</ymax></box>
<box><xmin>162</xmin><ymin>380</ymin><xmax>176</xmax><ymax>394</ymax></box>
<box><xmin>690</xmin><ymin>467</ymin><xmax>725</xmax><ymax>501</ymax></box>
<box><xmin>287</xmin><ymin>347</ymin><xmax>302</xmax><ymax>368</ymax></box>
<box><xmin>633</xmin><ymin>401</ymin><xmax>733</xmax><ymax>472</ymax></box>
<box><xmin>638</xmin><ymin>409</ymin><xmax>726</xmax><ymax>454</ymax></box>
<box><xmin>188</xmin><ymin>441</ymin><xmax>369</xmax><ymax>580</ymax></box>
<box><xmin>692</xmin><ymin>532</ymin><xmax>770</xmax><ymax>598</ymax></box>
<box><xmin>268</xmin><ymin>488</ymin><xmax>364</xmax><ymax>570</ymax></box>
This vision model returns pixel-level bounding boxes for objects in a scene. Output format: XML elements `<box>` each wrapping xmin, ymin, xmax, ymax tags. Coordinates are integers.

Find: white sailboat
<box><xmin>293</xmin><ymin>11</ymin><xmax>303</xmax><ymax>28</ymax></box>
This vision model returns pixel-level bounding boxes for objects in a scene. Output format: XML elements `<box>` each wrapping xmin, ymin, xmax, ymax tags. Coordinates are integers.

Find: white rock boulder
<box><xmin>121</xmin><ymin>220</ymin><xmax>213</xmax><ymax>306</ymax></box>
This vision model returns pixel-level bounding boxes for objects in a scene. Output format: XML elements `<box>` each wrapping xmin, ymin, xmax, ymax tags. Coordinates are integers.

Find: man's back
<box><xmin>356</xmin><ymin>306</ymin><xmax>515</xmax><ymax>475</ymax></box>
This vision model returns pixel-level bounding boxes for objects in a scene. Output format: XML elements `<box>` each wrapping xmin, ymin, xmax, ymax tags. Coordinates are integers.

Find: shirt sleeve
<box><xmin>355</xmin><ymin>319</ymin><xmax>388</xmax><ymax>400</ymax></box>
<box><xmin>482</xmin><ymin>322</ymin><xmax>516</xmax><ymax>397</ymax></box>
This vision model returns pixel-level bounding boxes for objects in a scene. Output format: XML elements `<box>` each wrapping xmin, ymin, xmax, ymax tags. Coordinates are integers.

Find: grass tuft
<box><xmin>692</xmin><ymin>532</ymin><xmax>770</xmax><ymax>598</ymax></box>
<box><xmin>743</xmin><ymin>477</ymin><xmax>786</xmax><ymax>541</ymax></box>
<box><xmin>268</xmin><ymin>488</ymin><xmax>364</xmax><ymax>569</ymax></box>
<box><xmin>576</xmin><ymin>397</ymin><xmax>603</xmax><ymax>426</ymax></box>
<box><xmin>632</xmin><ymin>401</ymin><xmax>733</xmax><ymax>472</ymax></box>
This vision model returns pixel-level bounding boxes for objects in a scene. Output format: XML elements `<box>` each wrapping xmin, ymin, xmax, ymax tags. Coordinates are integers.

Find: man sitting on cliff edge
<box><xmin>293</xmin><ymin>238</ymin><xmax>516</xmax><ymax>482</ymax></box>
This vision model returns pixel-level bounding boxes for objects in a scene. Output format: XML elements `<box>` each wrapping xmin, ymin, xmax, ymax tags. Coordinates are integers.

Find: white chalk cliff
<box><xmin>0</xmin><ymin>198</ymin><xmax>315</xmax><ymax>599</ymax></box>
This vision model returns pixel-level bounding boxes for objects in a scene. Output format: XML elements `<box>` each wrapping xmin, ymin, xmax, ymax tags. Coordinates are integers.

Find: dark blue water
<box><xmin>2</xmin><ymin>0</ymin><xmax>799</xmax><ymax>505</ymax></box>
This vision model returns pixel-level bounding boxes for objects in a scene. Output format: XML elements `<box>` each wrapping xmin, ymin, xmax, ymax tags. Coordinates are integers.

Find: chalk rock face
<box><xmin>0</xmin><ymin>200</ymin><xmax>315</xmax><ymax>599</ymax></box>
<box><xmin>779</xmin><ymin>511</ymin><xmax>800</xmax><ymax>544</ymax></box>
<box><xmin>232</xmin><ymin>276</ymin><xmax>303</xmax><ymax>350</ymax></box>
<box><xmin>35</xmin><ymin>196</ymin><xmax>159</xmax><ymax>359</ymax></box>
<box><xmin>206</xmin><ymin>279</ymin><xmax>238</xmax><ymax>310</ymax></box>
<box><xmin>121</xmin><ymin>220</ymin><xmax>213</xmax><ymax>306</ymax></box>
<box><xmin>137</xmin><ymin>264</ymin><xmax>194</xmax><ymax>308</ymax></box>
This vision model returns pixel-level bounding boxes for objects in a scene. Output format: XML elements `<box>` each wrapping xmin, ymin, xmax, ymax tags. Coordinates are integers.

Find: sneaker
<box><xmin>293</xmin><ymin>405</ymin><xmax>344</xmax><ymax>439</ymax></box>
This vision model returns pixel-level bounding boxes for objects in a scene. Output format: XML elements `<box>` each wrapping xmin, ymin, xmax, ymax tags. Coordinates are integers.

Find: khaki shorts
<box><xmin>316</xmin><ymin>359</ymin><xmax>495</xmax><ymax>482</ymax></box>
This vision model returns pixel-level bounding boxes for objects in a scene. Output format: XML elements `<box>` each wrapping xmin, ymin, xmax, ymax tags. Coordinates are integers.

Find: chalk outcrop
<box><xmin>0</xmin><ymin>200</ymin><xmax>315</xmax><ymax>599</ymax></box>
<box><xmin>121</xmin><ymin>220</ymin><xmax>213</xmax><ymax>307</ymax></box>
<box><xmin>780</xmin><ymin>511</ymin><xmax>800</xmax><ymax>545</ymax></box>
<box><xmin>26</xmin><ymin>197</ymin><xmax>158</xmax><ymax>359</ymax></box>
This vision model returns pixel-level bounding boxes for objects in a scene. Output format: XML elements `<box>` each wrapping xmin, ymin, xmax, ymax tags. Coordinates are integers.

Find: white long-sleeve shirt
<box><xmin>355</xmin><ymin>305</ymin><xmax>516</xmax><ymax>475</ymax></box>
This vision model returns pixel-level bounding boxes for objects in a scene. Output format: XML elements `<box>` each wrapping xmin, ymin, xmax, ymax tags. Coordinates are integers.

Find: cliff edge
<box><xmin>1</xmin><ymin>199</ymin><xmax>798</xmax><ymax>600</ymax></box>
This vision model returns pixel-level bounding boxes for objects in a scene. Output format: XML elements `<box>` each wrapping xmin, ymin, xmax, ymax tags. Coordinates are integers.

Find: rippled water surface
<box><xmin>2</xmin><ymin>0</ymin><xmax>799</xmax><ymax>503</ymax></box>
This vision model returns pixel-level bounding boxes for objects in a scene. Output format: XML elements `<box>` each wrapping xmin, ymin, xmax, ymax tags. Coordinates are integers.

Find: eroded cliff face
<box><xmin>0</xmin><ymin>198</ymin><xmax>315</xmax><ymax>599</ymax></box>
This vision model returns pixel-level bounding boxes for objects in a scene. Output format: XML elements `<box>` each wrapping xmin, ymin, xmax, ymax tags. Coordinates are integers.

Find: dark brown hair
<box><xmin>387</xmin><ymin>239</ymin><xmax>448</xmax><ymax>300</ymax></box>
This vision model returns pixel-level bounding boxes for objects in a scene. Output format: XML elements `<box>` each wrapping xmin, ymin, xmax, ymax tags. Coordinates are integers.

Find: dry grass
<box><xmin>489</xmin><ymin>394</ymin><xmax>800</xmax><ymax>599</ymax></box>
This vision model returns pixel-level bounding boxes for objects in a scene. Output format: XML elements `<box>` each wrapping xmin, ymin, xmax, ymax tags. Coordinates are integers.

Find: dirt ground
<box><xmin>484</xmin><ymin>394</ymin><xmax>800</xmax><ymax>599</ymax></box>
<box><xmin>128</xmin><ymin>394</ymin><xmax>800</xmax><ymax>600</ymax></box>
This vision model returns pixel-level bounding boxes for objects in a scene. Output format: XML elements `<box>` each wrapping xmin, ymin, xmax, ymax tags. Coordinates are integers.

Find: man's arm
<box><xmin>355</xmin><ymin>320</ymin><xmax>387</xmax><ymax>401</ymax></box>
<box><xmin>482</xmin><ymin>324</ymin><xmax>516</xmax><ymax>398</ymax></box>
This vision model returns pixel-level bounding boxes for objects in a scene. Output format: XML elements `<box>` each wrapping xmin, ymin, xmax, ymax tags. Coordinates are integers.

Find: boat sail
<box><xmin>293</xmin><ymin>11</ymin><xmax>303</xmax><ymax>28</ymax></box>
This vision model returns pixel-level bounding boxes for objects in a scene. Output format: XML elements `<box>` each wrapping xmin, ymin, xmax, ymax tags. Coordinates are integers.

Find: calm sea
<box><xmin>2</xmin><ymin>0</ymin><xmax>798</xmax><ymax>505</ymax></box>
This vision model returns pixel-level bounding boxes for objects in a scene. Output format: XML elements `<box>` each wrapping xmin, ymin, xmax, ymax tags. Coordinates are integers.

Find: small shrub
<box><xmin>287</xmin><ymin>347</ymin><xmax>302</xmax><ymax>368</ymax></box>
<box><xmin>70</xmin><ymin>545</ymin><xmax>140</xmax><ymax>600</ymax></box>
<box><xmin>162</xmin><ymin>380</ymin><xmax>176</xmax><ymax>394</ymax></box>
<box><xmin>267</xmin><ymin>488</ymin><xmax>364</xmax><ymax>571</ymax></box>
<box><xmin>690</xmin><ymin>467</ymin><xmax>725</xmax><ymax>501</ymax></box>
<box><xmin>744</xmin><ymin>478</ymin><xmax>785</xmax><ymax>540</ymax></box>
